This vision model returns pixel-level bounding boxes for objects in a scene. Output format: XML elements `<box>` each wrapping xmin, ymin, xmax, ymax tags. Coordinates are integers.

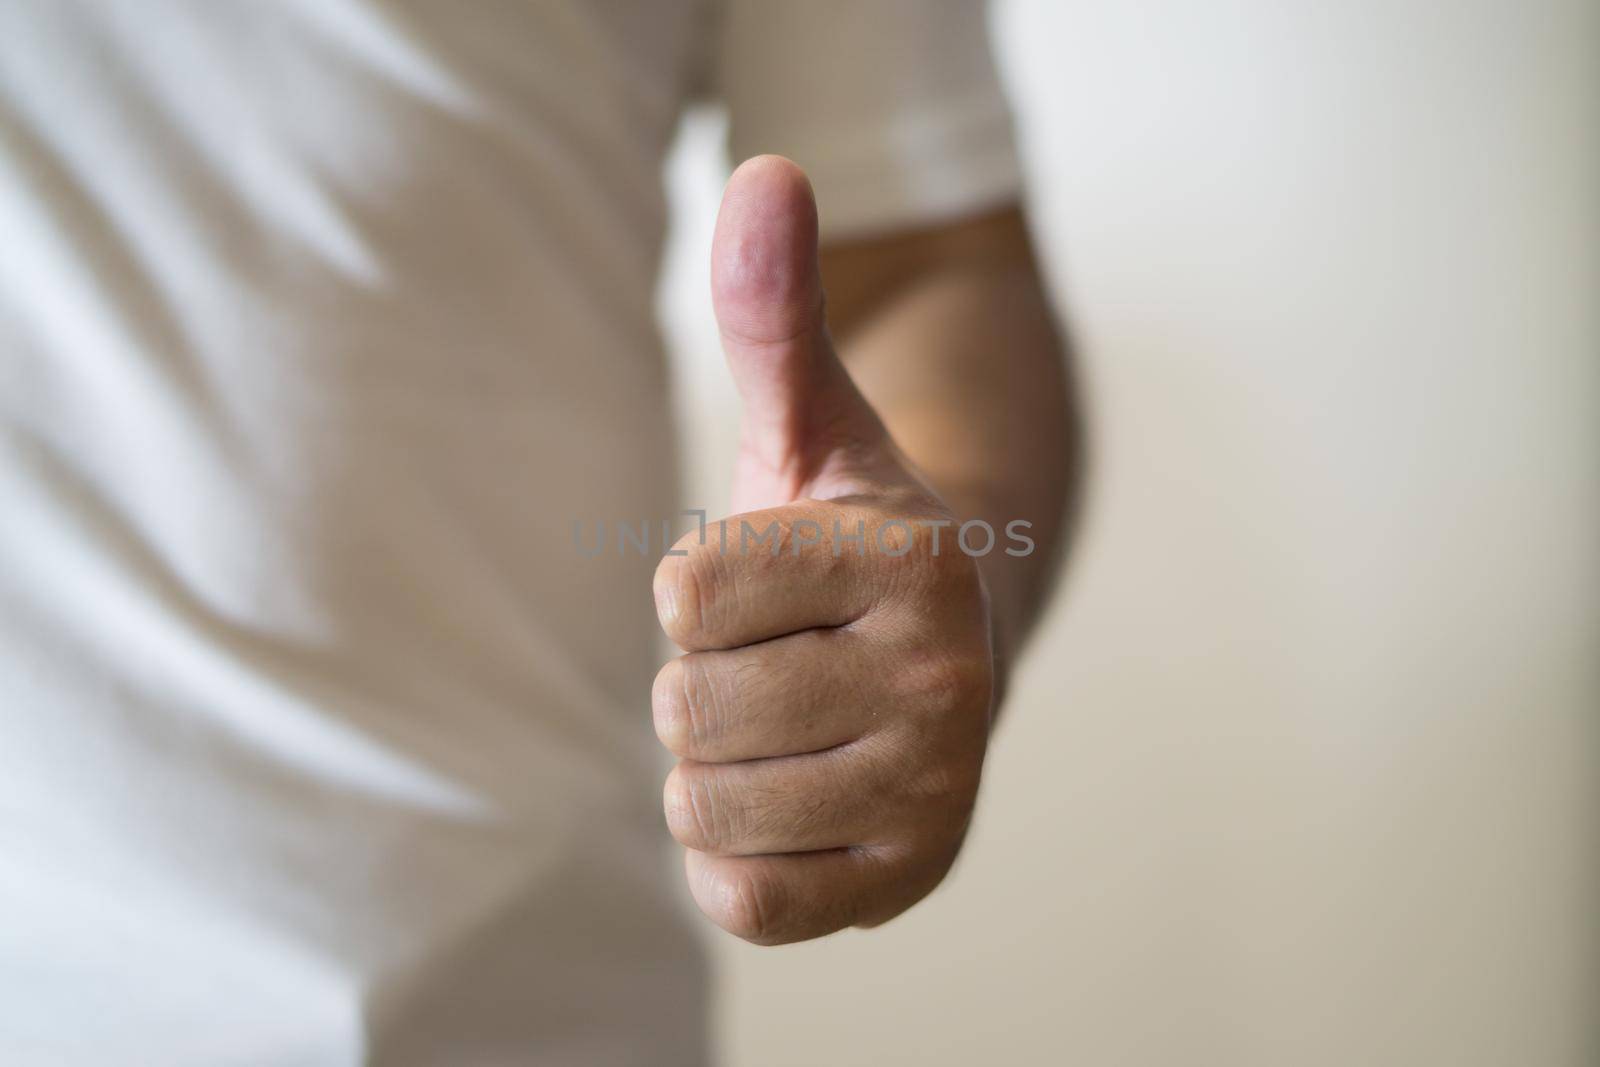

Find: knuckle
<box><xmin>924</xmin><ymin>532</ymin><xmax>983</xmax><ymax>596</ymax></box>
<box><xmin>663</xmin><ymin>765</ymin><xmax>734</xmax><ymax>852</ymax></box>
<box><xmin>651</xmin><ymin>659</ymin><xmax>693</xmax><ymax>756</ymax></box>
<box><xmin>892</xmin><ymin>839</ymin><xmax>964</xmax><ymax>910</ymax></box>
<box><xmin>713</xmin><ymin>866</ymin><xmax>790</xmax><ymax>945</ymax></box>
<box><xmin>654</xmin><ymin>540</ymin><xmax>727</xmax><ymax>649</ymax></box>
<box><xmin>678</xmin><ymin>656</ymin><xmax>730</xmax><ymax>756</ymax></box>
<box><xmin>904</xmin><ymin>647</ymin><xmax>994</xmax><ymax>724</ymax></box>
<box><xmin>903</xmin><ymin>753</ymin><xmax>982</xmax><ymax>811</ymax></box>
<box><xmin>886</xmin><ymin>653</ymin><xmax>990</xmax><ymax>816</ymax></box>
<box><xmin>652</xmin><ymin>552</ymin><xmax>699</xmax><ymax>648</ymax></box>
<box><xmin>867</xmin><ymin>499</ymin><xmax>982</xmax><ymax>606</ymax></box>
<box><xmin>654</xmin><ymin>657</ymin><xmax>728</xmax><ymax>758</ymax></box>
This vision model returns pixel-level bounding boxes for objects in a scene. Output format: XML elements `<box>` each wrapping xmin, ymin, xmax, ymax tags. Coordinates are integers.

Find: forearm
<box><xmin>821</xmin><ymin>208</ymin><xmax>1081</xmax><ymax>692</ymax></box>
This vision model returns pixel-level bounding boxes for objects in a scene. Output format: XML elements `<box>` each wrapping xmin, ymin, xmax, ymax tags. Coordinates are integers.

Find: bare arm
<box><xmin>820</xmin><ymin>206</ymin><xmax>1083</xmax><ymax>692</ymax></box>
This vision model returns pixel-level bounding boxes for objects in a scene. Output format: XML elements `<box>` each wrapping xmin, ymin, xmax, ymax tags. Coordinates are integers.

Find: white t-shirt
<box><xmin>0</xmin><ymin>2</ymin><xmax>1020</xmax><ymax>1062</ymax></box>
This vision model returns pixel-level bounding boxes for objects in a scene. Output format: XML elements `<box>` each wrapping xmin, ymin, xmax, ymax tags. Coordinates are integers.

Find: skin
<box><xmin>653</xmin><ymin>155</ymin><xmax>1080</xmax><ymax>945</ymax></box>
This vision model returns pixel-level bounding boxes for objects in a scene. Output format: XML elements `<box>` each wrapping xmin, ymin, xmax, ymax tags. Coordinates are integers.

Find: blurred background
<box><xmin>659</xmin><ymin>1</ymin><xmax>1597</xmax><ymax>1064</ymax></box>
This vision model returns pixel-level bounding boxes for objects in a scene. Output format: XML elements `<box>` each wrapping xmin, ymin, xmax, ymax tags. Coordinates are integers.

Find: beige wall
<box><xmin>658</xmin><ymin>1</ymin><xmax>1598</xmax><ymax>1063</ymax></box>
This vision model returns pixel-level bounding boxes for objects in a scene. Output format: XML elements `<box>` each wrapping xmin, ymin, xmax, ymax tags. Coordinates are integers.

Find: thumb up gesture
<box><xmin>653</xmin><ymin>157</ymin><xmax>1005</xmax><ymax>944</ymax></box>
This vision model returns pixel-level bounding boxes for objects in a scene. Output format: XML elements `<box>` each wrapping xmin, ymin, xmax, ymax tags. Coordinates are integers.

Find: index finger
<box><xmin>652</xmin><ymin>500</ymin><xmax>903</xmax><ymax>652</ymax></box>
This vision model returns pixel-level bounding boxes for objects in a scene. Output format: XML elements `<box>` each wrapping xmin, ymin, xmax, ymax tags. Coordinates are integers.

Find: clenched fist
<box><xmin>652</xmin><ymin>157</ymin><xmax>997</xmax><ymax>945</ymax></box>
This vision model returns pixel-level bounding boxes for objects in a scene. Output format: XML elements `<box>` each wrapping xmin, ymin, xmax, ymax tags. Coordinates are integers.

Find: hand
<box><xmin>652</xmin><ymin>157</ymin><xmax>995</xmax><ymax>945</ymax></box>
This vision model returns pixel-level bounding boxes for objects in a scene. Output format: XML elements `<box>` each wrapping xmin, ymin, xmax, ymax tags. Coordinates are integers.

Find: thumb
<box><xmin>712</xmin><ymin>155</ymin><xmax>899</xmax><ymax>513</ymax></box>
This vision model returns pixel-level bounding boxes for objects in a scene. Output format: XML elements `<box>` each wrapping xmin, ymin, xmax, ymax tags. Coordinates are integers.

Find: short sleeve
<box><xmin>710</xmin><ymin>0</ymin><xmax>1023</xmax><ymax>241</ymax></box>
